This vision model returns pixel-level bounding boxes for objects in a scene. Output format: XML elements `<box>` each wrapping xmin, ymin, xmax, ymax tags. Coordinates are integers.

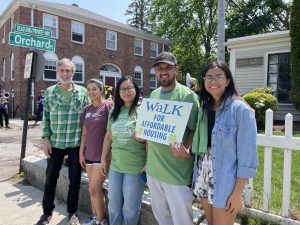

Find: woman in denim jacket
<box><xmin>192</xmin><ymin>61</ymin><xmax>258</xmax><ymax>225</ymax></box>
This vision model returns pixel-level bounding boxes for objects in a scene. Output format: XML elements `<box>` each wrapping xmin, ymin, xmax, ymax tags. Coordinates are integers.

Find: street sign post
<box><xmin>15</xmin><ymin>23</ymin><xmax>52</xmax><ymax>38</ymax></box>
<box><xmin>9</xmin><ymin>32</ymin><xmax>56</xmax><ymax>52</ymax></box>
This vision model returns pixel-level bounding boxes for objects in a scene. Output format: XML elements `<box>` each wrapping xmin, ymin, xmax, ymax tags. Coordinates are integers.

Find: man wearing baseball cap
<box><xmin>146</xmin><ymin>52</ymin><xmax>199</xmax><ymax>225</ymax></box>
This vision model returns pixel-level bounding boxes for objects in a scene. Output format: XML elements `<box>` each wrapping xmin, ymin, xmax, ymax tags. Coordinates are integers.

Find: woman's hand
<box><xmin>225</xmin><ymin>192</ymin><xmax>243</xmax><ymax>214</ymax></box>
<box><xmin>79</xmin><ymin>154</ymin><xmax>86</xmax><ymax>169</ymax></box>
<box><xmin>169</xmin><ymin>142</ymin><xmax>191</xmax><ymax>158</ymax></box>
<box><xmin>100</xmin><ymin>161</ymin><xmax>107</xmax><ymax>176</ymax></box>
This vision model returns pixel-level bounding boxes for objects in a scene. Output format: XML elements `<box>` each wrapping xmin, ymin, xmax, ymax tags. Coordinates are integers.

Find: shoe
<box><xmin>82</xmin><ymin>215</ymin><xmax>96</xmax><ymax>225</ymax></box>
<box><xmin>36</xmin><ymin>214</ymin><xmax>52</xmax><ymax>225</ymax></box>
<box><xmin>5</xmin><ymin>125</ymin><xmax>10</xmax><ymax>128</ymax></box>
<box><xmin>97</xmin><ymin>220</ymin><xmax>108</xmax><ymax>225</ymax></box>
<box><xmin>69</xmin><ymin>214</ymin><xmax>80</xmax><ymax>225</ymax></box>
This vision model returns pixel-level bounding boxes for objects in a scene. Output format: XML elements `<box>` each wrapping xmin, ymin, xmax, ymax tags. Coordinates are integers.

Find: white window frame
<box><xmin>72</xmin><ymin>55</ymin><xmax>85</xmax><ymax>84</ymax></box>
<box><xmin>134</xmin><ymin>66</ymin><xmax>143</xmax><ymax>88</ymax></box>
<box><xmin>71</xmin><ymin>21</ymin><xmax>85</xmax><ymax>44</ymax></box>
<box><xmin>106</xmin><ymin>30</ymin><xmax>117</xmax><ymax>51</ymax></box>
<box><xmin>10</xmin><ymin>52</ymin><xmax>14</xmax><ymax>81</ymax></box>
<box><xmin>43</xmin><ymin>13</ymin><xmax>58</xmax><ymax>39</ymax></box>
<box><xmin>2</xmin><ymin>25</ymin><xmax>6</xmax><ymax>44</ymax></box>
<box><xmin>150</xmin><ymin>42</ymin><xmax>158</xmax><ymax>58</ymax></box>
<box><xmin>134</xmin><ymin>38</ymin><xmax>143</xmax><ymax>56</ymax></box>
<box><xmin>2</xmin><ymin>59</ymin><xmax>5</xmax><ymax>81</ymax></box>
<box><xmin>150</xmin><ymin>68</ymin><xmax>157</xmax><ymax>90</ymax></box>
<box><xmin>43</xmin><ymin>52</ymin><xmax>58</xmax><ymax>81</ymax></box>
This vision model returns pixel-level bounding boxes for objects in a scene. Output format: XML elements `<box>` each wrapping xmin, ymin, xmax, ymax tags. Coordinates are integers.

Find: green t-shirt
<box><xmin>107</xmin><ymin>106</ymin><xmax>146</xmax><ymax>174</ymax></box>
<box><xmin>59</xmin><ymin>86</ymin><xmax>72</xmax><ymax>102</ymax></box>
<box><xmin>147</xmin><ymin>83</ymin><xmax>199</xmax><ymax>185</ymax></box>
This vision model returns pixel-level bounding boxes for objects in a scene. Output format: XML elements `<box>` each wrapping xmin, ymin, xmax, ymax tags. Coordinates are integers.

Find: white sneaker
<box><xmin>68</xmin><ymin>214</ymin><xmax>80</xmax><ymax>225</ymax></box>
<box><xmin>82</xmin><ymin>215</ymin><xmax>97</xmax><ymax>225</ymax></box>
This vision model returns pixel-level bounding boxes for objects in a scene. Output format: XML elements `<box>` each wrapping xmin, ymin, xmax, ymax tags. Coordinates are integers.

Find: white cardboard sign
<box><xmin>135</xmin><ymin>98</ymin><xmax>192</xmax><ymax>145</ymax></box>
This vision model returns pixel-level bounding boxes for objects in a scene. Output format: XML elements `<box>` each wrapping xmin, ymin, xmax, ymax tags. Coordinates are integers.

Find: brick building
<box><xmin>0</xmin><ymin>0</ymin><xmax>169</xmax><ymax>117</ymax></box>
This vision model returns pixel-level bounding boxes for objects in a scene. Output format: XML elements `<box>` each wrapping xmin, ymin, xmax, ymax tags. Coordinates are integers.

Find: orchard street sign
<box><xmin>9</xmin><ymin>32</ymin><xmax>56</xmax><ymax>52</ymax></box>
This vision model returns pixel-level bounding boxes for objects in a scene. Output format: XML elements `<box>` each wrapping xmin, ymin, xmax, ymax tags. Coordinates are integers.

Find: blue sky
<box><xmin>0</xmin><ymin>0</ymin><xmax>132</xmax><ymax>24</ymax></box>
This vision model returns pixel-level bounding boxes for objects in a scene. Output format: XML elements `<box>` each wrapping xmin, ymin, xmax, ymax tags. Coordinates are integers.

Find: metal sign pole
<box><xmin>19</xmin><ymin>51</ymin><xmax>35</xmax><ymax>173</ymax></box>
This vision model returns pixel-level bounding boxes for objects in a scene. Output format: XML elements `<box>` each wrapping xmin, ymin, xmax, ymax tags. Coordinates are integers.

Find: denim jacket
<box><xmin>194</xmin><ymin>97</ymin><xmax>258</xmax><ymax>208</ymax></box>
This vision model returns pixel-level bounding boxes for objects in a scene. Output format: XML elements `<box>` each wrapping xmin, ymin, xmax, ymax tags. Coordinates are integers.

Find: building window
<box><xmin>2</xmin><ymin>59</ymin><xmax>5</xmax><ymax>81</ymax></box>
<box><xmin>71</xmin><ymin>21</ymin><xmax>84</xmax><ymax>43</ymax></box>
<box><xmin>106</xmin><ymin>30</ymin><xmax>117</xmax><ymax>51</ymax></box>
<box><xmin>150</xmin><ymin>42</ymin><xmax>158</xmax><ymax>58</ymax></box>
<box><xmin>43</xmin><ymin>52</ymin><xmax>58</xmax><ymax>81</ymax></box>
<box><xmin>43</xmin><ymin>13</ymin><xmax>58</xmax><ymax>38</ymax></box>
<box><xmin>150</xmin><ymin>68</ymin><xmax>157</xmax><ymax>90</ymax></box>
<box><xmin>10</xmin><ymin>52</ymin><xmax>14</xmax><ymax>80</ymax></box>
<box><xmin>134</xmin><ymin>38</ymin><xmax>143</xmax><ymax>56</ymax></box>
<box><xmin>72</xmin><ymin>56</ymin><xmax>85</xmax><ymax>83</ymax></box>
<box><xmin>134</xmin><ymin>66</ymin><xmax>143</xmax><ymax>88</ymax></box>
<box><xmin>10</xmin><ymin>15</ymin><xmax>14</xmax><ymax>31</ymax></box>
<box><xmin>267</xmin><ymin>52</ymin><xmax>291</xmax><ymax>103</ymax></box>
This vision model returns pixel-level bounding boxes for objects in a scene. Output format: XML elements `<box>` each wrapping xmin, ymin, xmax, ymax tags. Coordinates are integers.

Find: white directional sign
<box><xmin>24</xmin><ymin>52</ymin><xmax>33</xmax><ymax>79</ymax></box>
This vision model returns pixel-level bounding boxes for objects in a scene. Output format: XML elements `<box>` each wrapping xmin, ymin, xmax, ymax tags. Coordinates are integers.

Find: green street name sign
<box><xmin>9</xmin><ymin>32</ymin><xmax>56</xmax><ymax>52</ymax></box>
<box><xmin>15</xmin><ymin>23</ymin><xmax>52</xmax><ymax>38</ymax></box>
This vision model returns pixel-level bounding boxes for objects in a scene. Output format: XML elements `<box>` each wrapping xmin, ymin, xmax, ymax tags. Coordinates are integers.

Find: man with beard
<box><xmin>36</xmin><ymin>58</ymin><xmax>90</xmax><ymax>225</ymax></box>
<box><xmin>146</xmin><ymin>52</ymin><xmax>199</xmax><ymax>225</ymax></box>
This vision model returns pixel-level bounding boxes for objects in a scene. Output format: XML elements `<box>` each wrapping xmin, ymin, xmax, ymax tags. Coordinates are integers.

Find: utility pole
<box><xmin>218</xmin><ymin>0</ymin><xmax>225</xmax><ymax>62</ymax></box>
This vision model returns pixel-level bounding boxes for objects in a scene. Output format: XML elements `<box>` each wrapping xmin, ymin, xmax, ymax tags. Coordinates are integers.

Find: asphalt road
<box><xmin>0</xmin><ymin>119</ymin><xmax>44</xmax><ymax>182</ymax></box>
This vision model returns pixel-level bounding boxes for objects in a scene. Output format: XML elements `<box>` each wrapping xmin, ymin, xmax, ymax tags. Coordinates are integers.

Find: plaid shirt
<box><xmin>42</xmin><ymin>83</ymin><xmax>90</xmax><ymax>149</ymax></box>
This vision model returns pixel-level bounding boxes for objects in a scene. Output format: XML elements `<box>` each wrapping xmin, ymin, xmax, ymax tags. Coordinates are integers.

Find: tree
<box><xmin>125</xmin><ymin>0</ymin><xmax>154</xmax><ymax>32</ymax></box>
<box><xmin>149</xmin><ymin>0</ymin><xmax>218</xmax><ymax>79</ymax></box>
<box><xmin>226</xmin><ymin>0</ymin><xmax>291</xmax><ymax>39</ymax></box>
<box><xmin>290</xmin><ymin>0</ymin><xmax>300</xmax><ymax>110</ymax></box>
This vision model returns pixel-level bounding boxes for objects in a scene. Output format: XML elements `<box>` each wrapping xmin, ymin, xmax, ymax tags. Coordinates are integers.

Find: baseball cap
<box><xmin>153</xmin><ymin>52</ymin><xmax>177</xmax><ymax>67</ymax></box>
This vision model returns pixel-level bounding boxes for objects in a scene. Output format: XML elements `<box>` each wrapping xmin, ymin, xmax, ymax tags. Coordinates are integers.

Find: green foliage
<box><xmin>243</xmin><ymin>89</ymin><xmax>277</xmax><ymax>129</ymax></box>
<box><xmin>125</xmin><ymin>0</ymin><xmax>154</xmax><ymax>32</ymax></box>
<box><xmin>149</xmin><ymin>0</ymin><xmax>217</xmax><ymax>78</ymax></box>
<box><xmin>290</xmin><ymin>0</ymin><xmax>300</xmax><ymax>111</ymax></box>
<box><xmin>248</xmin><ymin>87</ymin><xmax>276</xmax><ymax>96</ymax></box>
<box><xmin>226</xmin><ymin>0</ymin><xmax>291</xmax><ymax>39</ymax></box>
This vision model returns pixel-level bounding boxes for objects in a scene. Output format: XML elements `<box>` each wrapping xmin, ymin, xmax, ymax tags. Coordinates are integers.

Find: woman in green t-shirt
<box><xmin>100</xmin><ymin>76</ymin><xmax>146</xmax><ymax>225</ymax></box>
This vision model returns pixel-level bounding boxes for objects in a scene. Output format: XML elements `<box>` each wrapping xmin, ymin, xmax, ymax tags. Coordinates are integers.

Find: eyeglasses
<box><xmin>203</xmin><ymin>75</ymin><xmax>226</xmax><ymax>82</ymax></box>
<box><xmin>120</xmin><ymin>86</ymin><xmax>135</xmax><ymax>93</ymax></box>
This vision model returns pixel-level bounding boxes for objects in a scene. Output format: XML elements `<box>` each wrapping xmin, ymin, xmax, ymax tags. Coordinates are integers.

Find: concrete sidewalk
<box><xmin>0</xmin><ymin>180</ymin><xmax>89</xmax><ymax>225</ymax></box>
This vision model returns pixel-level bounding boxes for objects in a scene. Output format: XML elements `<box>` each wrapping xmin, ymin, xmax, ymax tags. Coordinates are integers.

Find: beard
<box><xmin>158</xmin><ymin>76</ymin><xmax>176</xmax><ymax>87</ymax></box>
<box><xmin>58</xmin><ymin>75</ymin><xmax>73</xmax><ymax>84</ymax></box>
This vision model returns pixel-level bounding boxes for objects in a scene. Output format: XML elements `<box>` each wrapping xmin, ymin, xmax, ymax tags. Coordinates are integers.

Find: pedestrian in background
<box><xmin>80</xmin><ymin>79</ymin><xmax>113</xmax><ymax>225</ymax></box>
<box><xmin>36</xmin><ymin>58</ymin><xmax>90</xmax><ymax>225</ymax></box>
<box><xmin>34</xmin><ymin>90</ymin><xmax>45</xmax><ymax>125</ymax></box>
<box><xmin>0</xmin><ymin>89</ymin><xmax>10</xmax><ymax>129</ymax></box>
<box><xmin>100</xmin><ymin>76</ymin><xmax>146</xmax><ymax>225</ymax></box>
<box><xmin>192</xmin><ymin>61</ymin><xmax>258</xmax><ymax>225</ymax></box>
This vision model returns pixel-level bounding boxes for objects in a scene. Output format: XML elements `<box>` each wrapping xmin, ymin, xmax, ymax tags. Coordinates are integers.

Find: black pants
<box><xmin>42</xmin><ymin>146</ymin><xmax>82</xmax><ymax>215</ymax></box>
<box><xmin>0</xmin><ymin>108</ymin><xmax>9</xmax><ymax>127</ymax></box>
<box><xmin>35</xmin><ymin>108</ymin><xmax>43</xmax><ymax>123</ymax></box>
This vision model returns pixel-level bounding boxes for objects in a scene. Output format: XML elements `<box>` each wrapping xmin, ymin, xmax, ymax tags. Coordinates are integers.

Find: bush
<box><xmin>243</xmin><ymin>88</ymin><xmax>277</xmax><ymax>129</ymax></box>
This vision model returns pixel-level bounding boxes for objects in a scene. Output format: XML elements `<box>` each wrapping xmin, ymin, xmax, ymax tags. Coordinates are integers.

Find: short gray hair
<box><xmin>57</xmin><ymin>58</ymin><xmax>76</xmax><ymax>75</ymax></box>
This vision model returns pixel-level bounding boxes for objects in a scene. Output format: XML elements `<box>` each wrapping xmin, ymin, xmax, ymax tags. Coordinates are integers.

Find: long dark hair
<box><xmin>110</xmin><ymin>76</ymin><xmax>140</xmax><ymax>121</ymax></box>
<box><xmin>199</xmin><ymin>61</ymin><xmax>239</xmax><ymax>118</ymax></box>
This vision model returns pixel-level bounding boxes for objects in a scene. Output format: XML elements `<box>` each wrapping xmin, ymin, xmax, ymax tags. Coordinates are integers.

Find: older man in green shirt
<box><xmin>36</xmin><ymin>58</ymin><xmax>89</xmax><ymax>225</ymax></box>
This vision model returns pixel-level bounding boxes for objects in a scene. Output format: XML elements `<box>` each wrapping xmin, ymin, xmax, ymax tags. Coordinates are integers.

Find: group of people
<box><xmin>36</xmin><ymin>51</ymin><xmax>258</xmax><ymax>225</ymax></box>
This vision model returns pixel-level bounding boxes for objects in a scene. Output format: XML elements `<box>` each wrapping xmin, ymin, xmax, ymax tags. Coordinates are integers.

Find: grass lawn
<box><xmin>252</xmin><ymin>132</ymin><xmax>300</xmax><ymax>220</ymax></box>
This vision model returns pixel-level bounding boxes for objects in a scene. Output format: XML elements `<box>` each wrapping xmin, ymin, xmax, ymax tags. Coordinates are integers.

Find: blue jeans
<box><xmin>108</xmin><ymin>170</ymin><xmax>146</xmax><ymax>225</ymax></box>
